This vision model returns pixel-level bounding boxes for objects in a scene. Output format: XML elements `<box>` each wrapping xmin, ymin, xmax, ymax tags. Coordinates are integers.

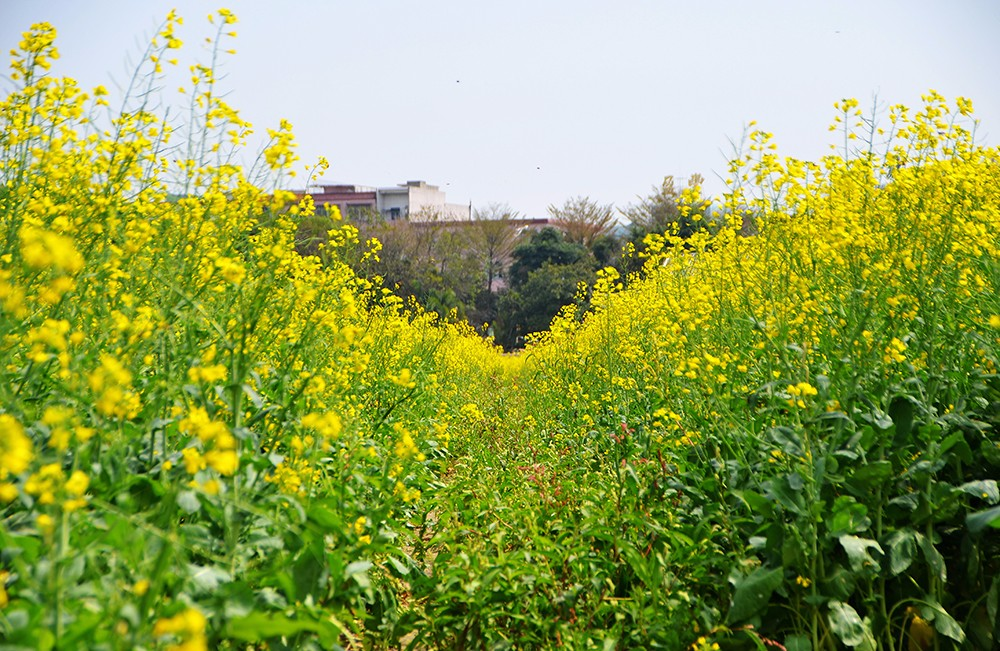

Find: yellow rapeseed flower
<box><xmin>0</xmin><ymin>415</ymin><xmax>34</xmax><ymax>478</ymax></box>
<box><xmin>154</xmin><ymin>607</ymin><xmax>208</xmax><ymax>651</ymax></box>
<box><xmin>301</xmin><ymin>412</ymin><xmax>341</xmax><ymax>439</ymax></box>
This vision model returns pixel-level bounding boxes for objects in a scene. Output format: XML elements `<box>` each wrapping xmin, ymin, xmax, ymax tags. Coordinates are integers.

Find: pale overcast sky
<box><xmin>2</xmin><ymin>1</ymin><xmax>998</xmax><ymax>218</ymax></box>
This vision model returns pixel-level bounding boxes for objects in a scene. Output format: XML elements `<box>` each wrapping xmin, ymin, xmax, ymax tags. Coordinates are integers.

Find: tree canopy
<box><xmin>547</xmin><ymin>196</ymin><xmax>616</xmax><ymax>248</ymax></box>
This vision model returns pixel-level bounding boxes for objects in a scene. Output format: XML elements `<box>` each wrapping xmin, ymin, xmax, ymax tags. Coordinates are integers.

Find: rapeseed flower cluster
<box><xmin>524</xmin><ymin>90</ymin><xmax>999</xmax><ymax>649</ymax></box>
<box><xmin>532</xmin><ymin>91</ymin><xmax>999</xmax><ymax>460</ymax></box>
<box><xmin>0</xmin><ymin>13</ymin><xmax>512</xmax><ymax>647</ymax></box>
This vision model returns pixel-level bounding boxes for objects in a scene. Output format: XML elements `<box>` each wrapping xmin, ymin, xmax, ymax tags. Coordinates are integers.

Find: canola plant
<box><xmin>1</xmin><ymin>14</ymin><xmax>998</xmax><ymax>651</ymax></box>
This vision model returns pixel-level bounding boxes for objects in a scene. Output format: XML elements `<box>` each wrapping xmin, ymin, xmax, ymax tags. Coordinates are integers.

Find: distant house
<box><xmin>300</xmin><ymin>184</ymin><xmax>378</xmax><ymax>220</ymax></box>
<box><xmin>299</xmin><ymin>180</ymin><xmax>471</xmax><ymax>222</ymax></box>
<box><xmin>377</xmin><ymin>181</ymin><xmax>471</xmax><ymax>222</ymax></box>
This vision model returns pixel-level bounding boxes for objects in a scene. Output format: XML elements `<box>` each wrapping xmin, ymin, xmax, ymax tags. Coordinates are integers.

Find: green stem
<box><xmin>52</xmin><ymin>508</ymin><xmax>69</xmax><ymax>646</ymax></box>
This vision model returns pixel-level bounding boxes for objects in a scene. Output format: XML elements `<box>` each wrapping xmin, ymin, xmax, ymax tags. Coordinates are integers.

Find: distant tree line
<box><xmin>295</xmin><ymin>174</ymin><xmax>717</xmax><ymax>350</ymax></box>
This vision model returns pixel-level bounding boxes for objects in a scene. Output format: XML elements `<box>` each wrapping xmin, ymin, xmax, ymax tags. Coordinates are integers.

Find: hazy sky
<box><xmin>2</xmin><ymin>1</ymin><xmax>998</xmax><ymax>218</ymax></box>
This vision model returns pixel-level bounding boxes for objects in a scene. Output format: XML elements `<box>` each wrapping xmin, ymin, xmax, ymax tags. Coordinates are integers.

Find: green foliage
<box><xmin>492</xmin><ymin>228</ymin><xmax>597</xmax><ymax>349</ymax></box>
<box><xmin>498</xmin><ymin>260</ymin><xmax>595</xmax><ymax>346</ymax></box>
<box><xmin>506</xmin><ymin>227</ymin><xmax>591</xmax><ymax>288</ymax></box>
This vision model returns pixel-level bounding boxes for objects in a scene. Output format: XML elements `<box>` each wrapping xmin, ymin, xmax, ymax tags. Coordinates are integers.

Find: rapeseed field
<box><xmin>1</xmin><ymin>13</ymin><xmax>998</xmax><ymax>650</ymax></box>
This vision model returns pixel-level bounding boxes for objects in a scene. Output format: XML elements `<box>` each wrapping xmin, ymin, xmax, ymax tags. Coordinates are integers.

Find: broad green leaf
<box><xmin>732</xmin><ymin>489</ymin><xmax>774</xmax><ymax>518</ymax></box>
<box><xmin>345</xmin><ymin>560</ymin><xmax>372</xmax><ymax>589</ymax></box>
<box><xmin>822</xmin><ymin>566</ymin><xmax>857</xmax><ymax>602</ymax></box>
<box><xmin>1</xmin><ymin>534</ymin><xmax>42</xmax><ymax>564</ymax></box>
<box><xmin>938</xmin><ymin>431</ymin><xmax>972</xmax><ymax>462</ymax></box>
<box><xmin>176</xmin><ymin>490</ymin><xmax>200</xmax><ymax>514</ymax></box>
<box><xmin>816</xmin><ymin>410</ymin><xmax>851</xmax><ymax>424</ymax></box>
<box><xmin>915</xmin><ymin>533</ymin><xmax>946</xmax><ymax>582</ymax></box>
<box><xmin>784</xmin><ymin>634</ymin><xmax>811</xmax><ymax>651</ymax></box>
<box><xmin>828</xmin><ymin>600</ymin><xmax>867</xmax><ymax>646</ymax></box>
<box><xmin>919</xmin><ymin>599</ymin><xmax>966</xmax><ymax>644</ymax></box>
<box><xmin>865</xmin><ymin>408</ymin><xmax>893</xmax><ymax>431</ymax></box>
<box><xmin>5</xmin><ymin>609</ymin><xmax>30</xmax><ymax>631</ymax></box>
<box><xmin>387</xmin><ymin>555</ymin><xmax>411</xmax><ymax>576</ymax></box>
<box><xmin>932</xmin><ymin>608</ymin><xmax>965</xmax><ymax>643</ymax></box>
<box><xmin>765</xmin><ymin>476</ymin><xmax>806</xmax><ymax>516</ymax></box>
<box><xmin>188</xmin><ymin>563</ymin><xmax>231</xmax><ymax>593</ymax></box>
<box><xmin>888</xmin><ymin>396</ymin><xmax>914</xmax><ymax>440</ymax></box>
<box><xmin>958</xmin><ymin>480</ymin><xmax>999</xmax><ymax>504</ymax></box>
<box><xmin>224</xmin><ymin>611</ymin><xmax>338</xmax><ymax>641</ymax></box>
<box><xmin>345</xmin><ymin>560</ymin><xmax>372</xmax><ymax>576</ymax></box>
<box><xmin>307</xmin><ymin>502</ymin><xmax>342</xmax><ymax>530</ymax></box>
<box><xmin>829</xmin><ymin>496</ymin><xmax>871</xmax><ymax>537</ymax></box>
<box><xmin>838</xmin><ymin>535</ymin><xmax>883</xmax><ymax>573</ymax></box>
<box><xmin>885</xmin><ymin>529</ymin><xmax>917</xmax><ymax>575</ymax></box>
<box><xmin>888</xmin><ymin>493</ymin><xmax>918</xmax><ymax>512</ymax></box>
<box><xmin>727</xmin><ymin>566</ymin><xmax>783</xmax><ymax>623</ymax></box>
<box><xmin>859</xmin><ymin>618</ymin><xmax>878</xmax><ymax>651</ymax></box>
<box><xmin>966</xmin><ymin>505</ymin><xmax>1000</xmax><ymax>534</ymax></box>
<box><xmin>848</xmin><ymin>461</ymin><xmax>893</xmax><ymax>491</ymax></box>
<box><xmin>768</xmin><ymin>426</ymin><xmax>804</xmax><ymax>457</ymax></box>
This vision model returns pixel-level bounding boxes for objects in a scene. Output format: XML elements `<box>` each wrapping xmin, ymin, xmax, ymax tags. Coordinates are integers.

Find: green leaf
<box><xmin>224</xmin><ymin>611</ymin><xmax>338</xmax><ymax>642</ymax></box>
<box><xmin>939</xmin><ymin>431</ymin><xmax>972</xmax><ymax>462</ymax></box>
<box><xmin>866</xmin><ymin>408</ymin><xmax>893</xmax><ymax>431</ymax></box>
<box><xmin>307</xmin><ymin>502</ymin><xmax>342</xmax><ymax>530</ymax></box>
<box><xmin>916</xmin><ymin>533</ymin><xmax>946</xmax><ymax>582</ymax></box>
<box><xmin>821</xmin><ymin>566</ymin><xmax>857</xmax><ymax>602</ymax></box>
<box><xmin>769</xmin><ymin>426</ymin><xmax>804</xmax><ymax>457</ymax></box>
<box><xmin>727</xmin><ymin>566</ymin><xmax>783</xmax><ymax>623</ymax></box>
<box><xmin>933</xmin><ymin>608</ymin><xmax>965</xmax><ymax>643</ymax></box>
<box><xmin>784</xmin><ymin>634</ymin><xmax>811</xmax><ymax>651</ymax></box>
<box><xmin>176</xmin><ymin>490</ymin><xmax>200</xmax><ymax>514</ymax></box>
<box><xmin>827</xmin><ymin>600</ymin><xmax>867</xmax><ymax>646</ymax></box>
<box><xmin>5</xmin><ymin>609</ymin><xmax>30</xmax><ymax>631</ymax></box>
<box><xmin>829</xmin><ymin>496</ymin><xmax>871</xmax><ymax>537</ymax></box>
<box><xmin>1</xmin><ymin>534</ymin><xmax>42</xmax><ymax>565</ymax></box>
<box><xmin>848</xmin><ymin>461</ymin><xmax>893</xmax><ymax>491</ymax></box>
<box><xmin>732</xmin><ymin>489</ymin><xmax>774</xmax><ymax>518</ymax></box>
<box><xmin>345</xmin><ymin>560</ymin><xmax>372</xmax><ymax>589</ymax></box>
<box><xmin>838</xmin><ymin>535</ymin><xmax>883</xmax><ymax>573</ymax></box>
<box><xmin>889</xmin><ymin>396</ymin><xmax>914</xmax><ymax>440</ymax></box>
<box><xmin>920</xmin><ymin>599</ymin><xmax>966</xmax><ymax>644</ymax></box>
<box><xmin>966</xmin><ymin>505</ymin><xmax>1000</xmax><ymax>534</ymax></box>
<box><xmin>188</xmin><ymin>563</ymin><xmax>231</xmax><ymax>593</ymax></box>
<box><xmin>958</xmin><ymin>480</ymin><xmax>999</xmax><ymax>504</ymax></box>
<box><xmin>885</xmin><ymin>529</ymin><xmax>917</xmax><ymax>575</ymax></box>
<box><xmin>888</xmin><ymin>493</ymin><xmax>918</xmax><ymax>512</ymax></box>
<box><xmin>387</xmin><ymin>555</ymin><xmax>411</xmax><ymax>576</ymax></box>
<box><xmin>765</xmin><ymin>476</ymin><xmax>806</xmax><ymax>516</ymax></box>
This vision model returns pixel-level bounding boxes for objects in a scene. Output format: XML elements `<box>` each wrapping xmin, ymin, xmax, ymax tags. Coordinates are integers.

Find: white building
<box><xmin>376</xmin><ymin>181</ymin><xmax>471</xmax><ymax>222</ymax></box>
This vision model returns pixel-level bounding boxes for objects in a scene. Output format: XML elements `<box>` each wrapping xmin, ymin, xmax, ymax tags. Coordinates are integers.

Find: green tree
<box><xmin>498</xmin><ymin>260</ymin><xmax>593</xmax><ymax>346</ymax></box>
<box><xmin>507</xmin><ymin>227</ymin><xmax>589</xmax><ymax>288</ymax></box>
<box><xmin>496</xmin><ymin>227</ymin><xmax>595</xmax><ymax>349</ymax></box>
<box><xmin>360</xmin><ymin>219</ymin><xmax>482</xmax><ymax>320</ymax></box>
